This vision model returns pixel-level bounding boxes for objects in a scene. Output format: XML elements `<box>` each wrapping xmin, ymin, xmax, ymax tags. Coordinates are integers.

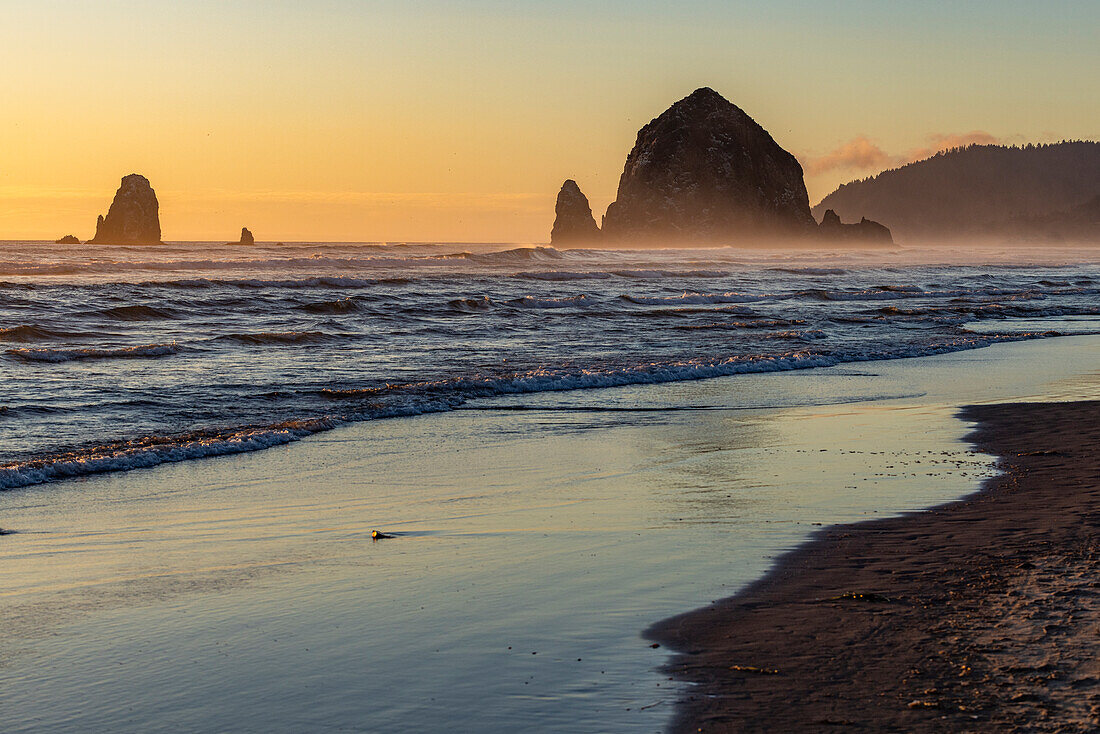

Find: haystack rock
<box><xmin>237</xmin><ymin>227</ymin><xmax>255</xmax><ymax>246</ymax></box>
<box><xmin>88</xmin><ymin>174</ymin><xmax>162</xmax><ymax>245</ymax></box>
<box><xmin>55</xmin><ymin>235</ymin><xmax>80</xmax><ymax>244</ymax></box>
<box><xmin>600</xmin><ymin>87</ymin><xmax>816</xmax><ymax>243</ymax></box>
<box><xmin>818</xmin><ymin>209</ymin><xmax>893</xmax><ymax>244</ymax></box>
<box><xmin>550</xmin><ymin>180</ymin><xmax>601</xmax><ymax>245</ymax></box>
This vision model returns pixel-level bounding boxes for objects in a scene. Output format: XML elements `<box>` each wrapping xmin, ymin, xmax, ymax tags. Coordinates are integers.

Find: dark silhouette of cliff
<box><xmin>88</xmin><ymin>174</ymin><xmax>163</xmax><ymax>245</ymax></box>
<box><xmin>550</xmin><ymin>180</ymin><xmax>601</xmax><ymax>245</ymax></box>
<box><xmin>601</xmin><ymin>88</ymin><xmax>816</xmax><ymax>243</ymax></box>
<box><xmin>814</xmin><ymin>142</ymin><xmax>1100</xmax><ymax>242</ymax></box>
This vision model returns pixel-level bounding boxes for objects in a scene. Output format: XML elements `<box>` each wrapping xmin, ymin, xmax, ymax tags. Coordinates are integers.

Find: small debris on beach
<box><xmin>728</xmin><ymin>664</ymin><xmax>780</xmax><ymax>675</ymax></box>
<box><xmin>828</xmin><ymin>591</ymin><xmax>893</xmax><ymax>603</ymax></box>
<box><xmin>371</xmin><ymin>530</ymin><xmax>396</xmax><ymax>540</ymax></box>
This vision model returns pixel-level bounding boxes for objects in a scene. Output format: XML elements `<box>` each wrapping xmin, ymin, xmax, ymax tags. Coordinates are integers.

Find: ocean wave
<box><xmin>448</xmin><ymin>296</ymin><xmax>494</xmax><ymax>312</ymax></box>
<box><xmin>622</xmin><ymin>292</ymin><xmax>780</xmax><ymax>305</ymax></box>
<box><xmin>214</xmin><ymin>331</ymin><xmax>337</xmax><ymax>345</ymax></box>
<box><xmin>0</xmin><ymin>328</ymin><xmax>1066</xmax><ymax>490</ymax></box>
<box><xmin>7</xmin><ymin>342</ymin><xmax>182</xmax><ymax>363</ymax></box>
<box><xmin>613</xmin><ymin>269</ymin><xmax>727</xmax><ymax>279</ymax></box>
<box><xmin>147</xmin><ymin>276</ymin><xmax>413</xmax><ymax>289</ymax></box>
<box><xmin>507</xmin><ymin>294</ymin><xmax>591</xmax><ymax>309</ymax></box>
<box><xmin>0</xmin><ymin>324</ymin><xmax>74</xmax><ymax>342</ymax></box>
<box><xmin>760</xmin><ymin>329</ymin><xmax>829</xmax><ymax>340</ymax></box>
<box><xmin>94</xmin><ymin>304</ymin><xmax>178</xmax><ymax>321</ymax></box>
<box><xmin>0</xmin><ymin>421</ymin><xmax>329</xmax><ymax>490</ymax></box>
<box><xmin>297</xmin><ymin>297</ymin><xmax>366</xmax><ymax>314</ymax></box>
<box><xmin>768</xmin><ymin>267</ymin><xmax>849</xmax><ymax>275</ymax></box>
<box><xmin>515</xmin><ymin>271</ymin><xmax>612</xmax><ymax>281</ymax></box>
<box><xmin>514</xmin><ymin>268</ymin><xmax>727</xmax><ymax>281</ymax></box>
<box><xmin>433</xmin><ymin>246</ymin><xmax>566</xmax><ymax>264</ymax></box>
<box><xmin>677</xmin><ymin>319</ymin><xmax>806</xmax><ymax>331</ymax></box>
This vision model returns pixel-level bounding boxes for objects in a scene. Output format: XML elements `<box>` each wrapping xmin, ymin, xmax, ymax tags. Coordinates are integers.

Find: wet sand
<box><xmin>649</xmin><ymin>400</ymin><xmax>1100</xmax><ymax>732</ymax></box>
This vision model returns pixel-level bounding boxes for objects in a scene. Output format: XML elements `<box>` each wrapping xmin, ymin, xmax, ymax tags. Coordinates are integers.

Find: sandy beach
<box><xmin>650</xmin><ymin>399</ymin><xmax>1100</xmax><ymax>732</ymax></box>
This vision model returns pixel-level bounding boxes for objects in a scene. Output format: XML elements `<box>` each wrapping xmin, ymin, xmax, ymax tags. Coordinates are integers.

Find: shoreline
<box><xmin>648</xmin><ymin>399</ymin><xmax>1100</xmax><ymax>731</ymax></box>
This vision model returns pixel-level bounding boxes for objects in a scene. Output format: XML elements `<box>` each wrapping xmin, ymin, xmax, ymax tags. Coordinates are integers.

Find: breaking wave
<box><xmin>7</xmin><ymin>343</ymin><xmax>182</xmax><ymax>363</ymax></box>
<box><xmin>508</xmin><ymin>294</ymin><xmax>591</xmax><ymax>309</ymax></box>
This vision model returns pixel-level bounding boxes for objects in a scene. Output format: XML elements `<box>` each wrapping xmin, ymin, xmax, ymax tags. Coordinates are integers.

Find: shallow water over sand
<box><xmin>2</xmin><ymin>336</ymin><xmax>1100</xmax><ymax>732</ymax></box>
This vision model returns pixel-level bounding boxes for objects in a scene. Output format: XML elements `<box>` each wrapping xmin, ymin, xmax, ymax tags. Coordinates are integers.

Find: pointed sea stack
<box><xmin>601</xmin><ymin>88</ymin><xmax>816</xmax><ymax>244</ymax></box>
<box><xmin>238</xmin><ymin>227</ymin><xmax>255</xmax><ymax>246</ymax></box>
<box><xmin>88</xmin><ymin>174</ymin><xmax>163</xmax><ymax>245</ymax></box>
<box><xmin>818</xmin><ymin>209</ymin><xmax>893</xmax><ymax>244</ymax></box>
<box><xmin>550</xmin><ymin>180</ymin><xmax>601</xmax><ymax>245</ymax></box>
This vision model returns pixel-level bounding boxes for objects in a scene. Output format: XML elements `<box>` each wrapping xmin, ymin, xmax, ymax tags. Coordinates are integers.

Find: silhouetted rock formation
<box><xmin>550</xmin><ymin>180</ymin><xmax>601</xmax><ymax>245</ymax></box>
<box><xmin>55</xmin><ymin>235</ymin><xmax>80</xmax><ymax>244</ymax></box>
<box><xmin>238</xmin><ymin>227</ymin><xmax>255</xmax><ymax>246</ymax></box>
<box><xmin>814</xmin><ymin>142</ymin><xmax>1100</xmax><ymax>242</ymax></box>
<box><xmin>600</xmin><ymin>88</ymin><xmax>816</xmax><ymax>243</ymax></box>
<box><xmin>88</xmin><ymin>174</ymin><xmax>162</xmax><ymax>245</ymax></box>
<box><xmin>818</xmin><ymin>209</ymin><xmax>893</xmax><ymax>244</ymax></box>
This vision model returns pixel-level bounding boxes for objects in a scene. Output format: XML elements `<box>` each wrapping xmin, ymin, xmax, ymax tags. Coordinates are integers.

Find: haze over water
<box><xmin>4</xmin><ymin>240</ymin><xmax>1100</xmax><ymax>488</ymax></box>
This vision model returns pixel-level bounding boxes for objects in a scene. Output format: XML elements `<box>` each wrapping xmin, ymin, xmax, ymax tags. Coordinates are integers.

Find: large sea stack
<box><xmin>88</xmin><ymin>174</ymin><xmax>162</xmax><ymax>245</ymax></box>
<box><xmin>600</xmin><ymin>87</ymin><xmax>817</xmax><ymax>243</ymax></box>
<box><xmin>550</xmin><ymin>180</ymin><xmax>601</xmax><ymax>245</ymax></box>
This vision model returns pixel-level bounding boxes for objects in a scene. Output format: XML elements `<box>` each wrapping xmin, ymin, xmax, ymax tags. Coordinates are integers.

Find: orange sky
<box><xmin>2</xmin><ymin>1</ymin><xmax>1096</xmax><ymax>242</ymax></box>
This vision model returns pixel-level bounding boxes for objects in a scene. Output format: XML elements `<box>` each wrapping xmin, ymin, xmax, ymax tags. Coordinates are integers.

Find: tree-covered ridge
<box><xmin>813</xmin><ymin>142</ymin><xmax>1100</xmax><ymax>242</ymax></box>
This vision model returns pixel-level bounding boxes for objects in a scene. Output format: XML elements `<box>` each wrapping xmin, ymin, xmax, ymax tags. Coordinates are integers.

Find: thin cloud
<box><xmin>805</xmin><ymin>130</ymin><xmax>1008</xmax><ymax>178</ymax></box>
<box><xmin>804</xmin><ymin>136</ymin><xmax>895</xmax><ymax>176</ymax></box>
<box><xmin>902</xmin><ymin>131</ymin><xmax>1003</xmax><ymax>163</ymax></box>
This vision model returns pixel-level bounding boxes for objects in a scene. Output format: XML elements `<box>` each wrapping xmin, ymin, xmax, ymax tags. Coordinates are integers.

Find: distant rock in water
<box><xmin>600</xmin><ymin>87</ymin><xmax>816</xmax><ymax>244</ymax></box>
<box><xmin>88</xmin><ymin>174</ymin><xmax>162</xmax><ymax>245</ymax></box>
<box><xmin>55</xmin><ymin>235</ymin><xmax>80</xmax><ymax>244</ymax></box>
<box><xmin>814</xmin><ymin>141</ymin><xmax>1100</xmax><ymax>242</ymax></box>
<box><xmin>818</xmin><ymin>209</ymin><xmax>893</xmax><ymax>244</ymax></box>
<box><xmin>550</xmin><ymin>180</ymin><xmax>601</xmax><ymax>245</ymax></box>
<box><xmin>238</xmin><ymin>227</ymin><xmax>255</xmax><ymax>246</ymax></box>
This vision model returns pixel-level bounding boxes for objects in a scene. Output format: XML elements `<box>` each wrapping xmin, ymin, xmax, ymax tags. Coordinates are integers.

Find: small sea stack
<box><xmin>550</xmin><ymin>180</ymin><xmax>601</xmax><ymax>245</ymax></box>
<box><xmin>817</xmin><ymin>209</ymin><xmax>893</xmax><ymax>244</ymax></box>
<box><xmin>55</xmin><ymin>235</ymin><xmax>80</xmax><ymax>244</ymax></box>
<box><xmin>88</xmin><ymin>174</ymin><xmax>163</xmax><ymax>245</ymax></box>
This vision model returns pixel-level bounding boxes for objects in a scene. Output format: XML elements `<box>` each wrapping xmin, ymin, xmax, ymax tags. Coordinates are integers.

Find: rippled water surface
<box><xmin>3</xmin><ymin>240</ymin><xmax>1100</xmax><ymax>486</ymax></box>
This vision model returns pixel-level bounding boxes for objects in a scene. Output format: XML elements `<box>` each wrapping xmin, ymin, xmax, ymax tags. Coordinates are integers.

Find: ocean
<box><xmin>3</xmin><ymin>240</ymin><xmax>1099</xmax><ymax>489</ymax></box>
<box><xmin>6</xmin><ymin>240</ymin><xmax>1100</xmax><ymax>730</ymax></box>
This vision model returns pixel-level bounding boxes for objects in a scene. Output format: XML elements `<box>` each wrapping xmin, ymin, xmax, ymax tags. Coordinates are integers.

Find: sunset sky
<box><xmin>3</xmin><ymin>0</ymin><xmax>1097</xmax><ymax>242</ymax></box>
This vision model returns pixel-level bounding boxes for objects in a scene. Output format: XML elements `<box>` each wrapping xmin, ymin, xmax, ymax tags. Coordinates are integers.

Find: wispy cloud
<box><xmin>804</xmin><ymin>136</ymin><xmax>895</xmax><ymax>176</ymax></box>
<box><xmin>901</xmin><ymin>131</ymin><xmax>1002</xmax><ymax>163</ymax></box>
<box><xmin>804</xmin><ymin>131</ymin><xmax>1007</xmax><ymax>177</ymax></box>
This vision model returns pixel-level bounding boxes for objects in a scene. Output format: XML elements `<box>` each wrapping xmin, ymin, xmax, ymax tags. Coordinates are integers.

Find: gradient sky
<box><xmin>2</xmin><ymin>0</ymin><xmax>1097</xmax><ymax>242</ymax></box>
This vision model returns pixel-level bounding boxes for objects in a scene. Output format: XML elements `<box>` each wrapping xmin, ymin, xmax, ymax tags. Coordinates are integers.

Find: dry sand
<box><xmin>649</xmin><ymin>400</ymin><xmax>1100</xmax><ymax>732</ymax></box>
